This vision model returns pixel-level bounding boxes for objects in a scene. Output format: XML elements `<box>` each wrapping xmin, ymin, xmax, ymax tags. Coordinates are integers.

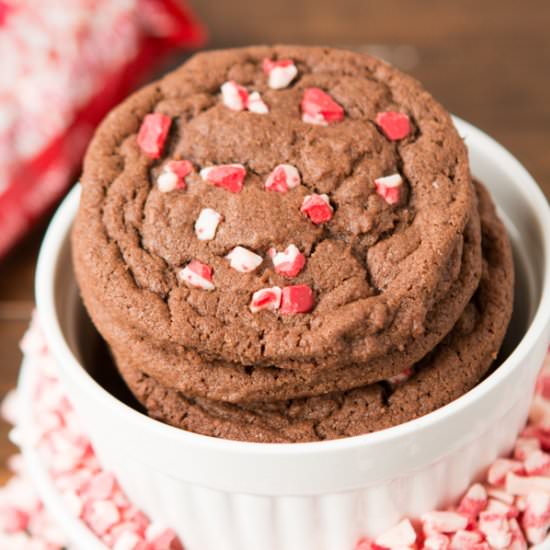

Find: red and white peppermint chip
<box><xmin>478</xmin><ymin>511</ymin><xmax>512</xmax><ymax>549</ymax></box>
<box><xmin>508</xmin><ymin>518</ymin><xmax>528</xmax><ymax>550</ymax></box>
<box><xmin>194</xmin><ymin>208</ymin><xmax>222</xmax><ymax>241</ymax></box>
<box><xmin>301</xmin><ymin>193</ymin><xmax>333</xmax><ymax>224</ymax></box>
<box><xmin>178</xmin><ymin>260</ymin><xmax>215</xmax><ymax>290</ymax></box>
<box><xmin>269</xmin><ymin>244</ymin><xmax>306</xmax><ymax>277</ymax></box>
<box><xmin>421</xmin><ymin>511</ymin><xmax>468</xmax><ymax>534</ymax></box>
<box><xmin>375</xmin><ymin>518</ymin><xmax>417</xmax><ymax>548</ymax></box>
<box><xmin>83</xmin><ymin>500</ymin><xmax>120</xmax><ymax>535</ymax></box>
<box><xmin>375</xmin><ymin>173</ymin><xmax>403</xmax><ymax>205</ymax></box>
<box><xmin>301</xmin><ymin>88</ymin><xmax>344</xmax><ymax>125</ymax></box>
<box><xmin>486</xmin><ymin>498</ymin><xmax>519</xmax><ymax>519</ymax></box>
<box><xmin>521</xmin><ymin>491</ymin><xmax>550</xmax><ymax>543</ymax></box>
<box><xmin>387</xmin><ymin>367</ymin><xmax>413</xmax><ymax>386</ymax></box>
<box><xmin>280</xmin><ymin>284</ymin><xmax>314</xmax><ymax>314</ymax></box>
<box><xmin>449</xmin><ymin>529</ymin><xmax>486</xmax><ymax>549</ymax></box>
<box><xmin>250</xmin><ymin>287</ymin><xmax>282</xmax><ymax>313</ymax></box>
<box><xmin>200</xmin><ymin>164</ymin><xmax>246</xmax><ymax>193</ymax></box>
<box><xmin>506</xmin><ymin>472</ymin><xmax>550</xmax><ymax>495</ymax></box>
<box><xmin>524</xmin><ymin>449</ymin><xmax>550</xmax><ymax>476</ymax></box>
<box><xmin>263</xmin><ymin>58</ymin><xmax>298</xmax><ymax>89</ymax></box>
<box><xmin>137</xmin><ymin>113</ymin><xmax>172</xmax><ymax>159</ymax></box>
<box><xmin>265</xmin><ymin>164</ymin><xmax>301</xmax><ymax>193</ymax></box>
<box><xmin>488</xmin><ymin>458</ymin><xmax>524</xmax><ymax>486</ymax></box>
<box><xmin>376</xmin><ymin>111</ymin><xmax>411</xmax><ymax>141</ymax></box>
<box><xmin>221</xmin><ymin>80</ymin><xmax>249</xmax><ymax>111</ymax></box>
<box><xmin>226</xmin><ymin>246</ymin><xmax>263</xmax><ymax>273</ymax></box>
<box><xmin>424</xmin><ymin>533</ymin><xmax>450</xmax><ymax>550</ymax></box>
<box><xmin>247</xmin><ymin>91</ymin><xmax>269</xmax><ymax>114</ymax></box>
<box><xmin>458</xmin><ymin>484</ymin><xmax>488</xmax><ymax>519</ymax></box>
<box><xmin>157</xmin><ymin>160</ymin><xmax>193</xmax><ymax>192</ymax></box>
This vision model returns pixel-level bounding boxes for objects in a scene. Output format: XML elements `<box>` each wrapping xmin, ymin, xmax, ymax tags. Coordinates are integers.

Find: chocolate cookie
<box><xmin>115</xmin><ymin>182</ymin><xmax>513</xmax><ymax>442</ymax></box>
<box><xmin>85</xmin><ymin>200</ymin><xmax>479</xmax><ymax>403</ymax></box>
<box><xmin>73</xmin><ymin>45</ymin><xmax>477</xmax><ymax>376</ymax></box>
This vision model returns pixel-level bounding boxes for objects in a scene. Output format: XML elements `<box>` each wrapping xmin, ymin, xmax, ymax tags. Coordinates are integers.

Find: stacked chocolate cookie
<box><xmin>72</xmin><ymin>46</ymin><xmax>513</xmax><ymax>442</ymax></box>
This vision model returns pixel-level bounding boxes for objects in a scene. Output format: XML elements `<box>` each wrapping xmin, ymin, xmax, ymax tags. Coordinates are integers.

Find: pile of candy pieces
<box><xmin>0</xmin><ymin>0</ymin><xmax>203</xmax><ymax>259</ymax></box>
<box><xmin>1</xmin><ymin>314</ymin><xmax>550</xmax><ymax>549</ymax></box>
<box><xmin>0</xmin><ymin>313</ymin><xmax>183</xmax><ymax>549</ymax></box>
<box><xmin>355</xmin><ymin>352</ymin><xmax>550</xmax><ymax>550</ymax></box>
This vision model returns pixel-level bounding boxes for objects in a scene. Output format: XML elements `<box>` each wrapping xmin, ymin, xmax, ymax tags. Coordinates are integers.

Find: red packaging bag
<box><xmin>0</xmin><ymin>0</ymin><xmax>205</xmax><ymax>258</ymax></box>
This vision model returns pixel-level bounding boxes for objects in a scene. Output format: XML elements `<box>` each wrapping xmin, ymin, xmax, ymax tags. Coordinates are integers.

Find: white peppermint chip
<box><xmin>157</xmin><ymin>171</ymin><xmax>179</xmax><ymax>193</ymax></box>
<box><xmin>221</xmin><ymin>81</ymin><xmax>247</xmax><ymax>111</ymax></box>
<box><xmin>375</xmin><ymin>173</ymin><xmax>403</xmax><ymax>188</ymax></box>
<box><xmin>268</xmin><ymin>64</ymin><xmax>298</xmax><ymax>89</ymax></box>
<box><xmin>246</xmin><ymin>91</ymin><xmax>269</xmax><ymax>114</ymax></box>
<box><xmin>226</xmin><ymin>246</ymin><xmax>263</xmax><ymax>273</ymax></box>
<box><xmin>195</xmin><ymin>208</ymin><xmax>222</xmax><ymax>241</ymax></box>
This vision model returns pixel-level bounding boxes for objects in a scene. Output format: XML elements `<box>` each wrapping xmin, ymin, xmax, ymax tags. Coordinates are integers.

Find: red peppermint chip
<box><xmin>301</xmin><ymin>88</ymin><xmax>344</xmax><ymax>125</ymax></box>
<box><xmin>178</xmin><ymin>260</ymin><xmax>215</xmax><ymax>290</ymax></box>
<box><xmin>269</xmin><ymin>244</ymin><xmax>306</xmax><ymax>278</ymax></box>
<box><xmin>376</xmin><ymin>111</ymin><xmax>411</xmax><ymax>140</ymax></box>
<box><xmin>166</xmin><ymin>160</ymin><xmax>193</xmax><ymax>180</ymax></box>
<box><xmin>375</xmin><ymin>173</ymin><xmax>403</xmax><ymax>205</ymax></box>
<box><xmin>280</xmin><ymin>284</ymin><xmax>314</xmax><ymax>314</ymax></box>
<box><xmin>263</xmin><ymin>58</ymin><xmax>298</xmax><ymax>89</ymax></box>
<box><xmin>300</xmin><ymin>194</ymin><xmax>333</xmax><ymax>224</ymax></box>
<box><xmin>200</xmin><ymin>164</ymin><xmax>246</xmax><ymax>193</ymax></box>
<box><xmin>250</xmin><ymin>287</ymin><xmax>282</xmax><ymax>313</ymax></box>
<box><xmin>265</xmin><ymin>164</ymin><xmax>301</xmax><ymax>193</ymax></box>
<box><xmin>137</xmin><ymin>113</ymin><xmax>172</xmax><ymax>159</ymax></box>
<box><xmin>221</xmin><ymin>80</ymin><xmax>249</xmax><ymax>111</ymax></box>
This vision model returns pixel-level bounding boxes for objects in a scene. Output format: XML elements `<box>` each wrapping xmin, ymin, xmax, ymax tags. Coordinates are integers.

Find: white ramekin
<box><xmin>35</xmin><ymin>118</ymin><xmax>550</xmax><ymax>550</ymax></box>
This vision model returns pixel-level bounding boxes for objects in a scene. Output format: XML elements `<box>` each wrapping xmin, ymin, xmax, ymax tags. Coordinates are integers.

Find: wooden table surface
<box><xmin>1</xmin><ymin>0</ymin><xmax>549</xmax><ymax>484</ymax></box>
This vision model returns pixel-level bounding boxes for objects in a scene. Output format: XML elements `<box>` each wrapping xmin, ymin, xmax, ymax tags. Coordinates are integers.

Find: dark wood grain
<box><xmin>1</xmin><ymin>0</ymin><xmax>549</xmax><ymax>483</ymax></box>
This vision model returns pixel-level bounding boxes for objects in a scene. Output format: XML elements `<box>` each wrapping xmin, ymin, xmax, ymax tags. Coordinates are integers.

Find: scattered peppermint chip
<box><xmin>301</xmin><ymin>193</ymin><xmax>333</xmax><ymax>224</ymax></box>
<box><xmin>137</xmin><ymin>113</ymin><xmax>172</xmax><ymax>159</ymax></box>
<box><xmin>386</xmin><ymin>367</ymin><xmax>413</xmax><ymax>386</ymax></box>
<box><xmin>247</xmin><ymin>91</ymin><xmax>269</xmax><ymax>114</ymax></box>
<box><xmin>221</xmin><ymin>80</ymin><xmax>249</xmax><ymax>111</ymax></box>
<box><xmin>157</xmin><ymin>159</ymin><xmax>193</xmax><ymax>192</ymax></box>
<box><xmin>178</xmin><ymin>260</ymin><xmax>215</xmax><ymax>290</ymax></box>
<box><xmin>375</xmin><ymin>519</ymin><xmax>417</xmax><ymax>548</ymax></box>
<box><xmin>280</xmin><ymin>284</ymin><xmax>314</xmax><ymax>314</ymax></box>
<box><xmin>200</xmin><ymin>164</ymin><xmax>246</xmax><ymax>193</ymax></box>
<box><xmin>301</xmin><ymin>87</ymin><xmax>344</xmax><ymax>125</ymax></box>
<box><xmin>376</xmin><ymin>111</ymin><xmax>411</xmax><ymax>140</ymax></box>
<box><xmin>269</xmin><ymin>244</ymin><xmax>306</xmax><ymax>277</ymax></box>
<box><xmin>375</xmin><ymin>173</ymin><xmax>403</xmax><ymax>205</ymax></box>
<box><xmin>265</xmin><ymin>164</ymin><xmax>301</xmax><ymax>192</ymax></box>
<box><xmin>226</xmin><ymin>246</ymin><xmax>263</xmax><ymax>273</ymax></box>
<box><xmin>262</xmin><ymin>58</ymin><xmax>298</xmax><ymax>89</ymax></box>
<box><xmin>250</xmin><ymin>287</ymin><xmax>282</xmax><ymax>313</ymax></box>
<box><xmin>194</xmin><ymin>208</ymin><xmax>222</xmax><ymax>241</ymax></box>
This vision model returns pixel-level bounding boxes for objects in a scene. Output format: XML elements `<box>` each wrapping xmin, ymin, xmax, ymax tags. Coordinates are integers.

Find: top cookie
<box><xmin>73</xmin><ymin>45</ymin><xmax>475</xmax><ymax>368</ymax></box>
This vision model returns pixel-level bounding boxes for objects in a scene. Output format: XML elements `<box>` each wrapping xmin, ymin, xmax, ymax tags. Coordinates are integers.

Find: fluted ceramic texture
<box><xmin>84</xmin><ymin>377</ymin><xmax>535</xmax><ymax>550</ymax></box>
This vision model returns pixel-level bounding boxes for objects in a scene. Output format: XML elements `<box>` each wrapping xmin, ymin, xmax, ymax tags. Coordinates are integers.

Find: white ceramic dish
<box><xmin>35</xmin><ymin>117</ymin><xmax>550</xmax><ymax>550</ymax></box>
